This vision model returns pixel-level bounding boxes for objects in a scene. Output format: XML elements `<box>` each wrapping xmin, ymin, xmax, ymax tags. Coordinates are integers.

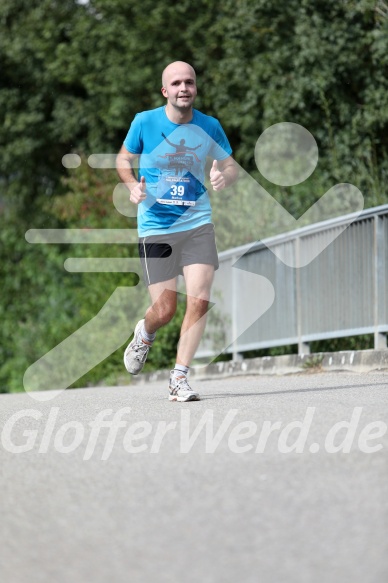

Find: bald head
<box><xmin>162</xmin><ymin>61</ymin><xmax>196</xmax><ymax>87</ymax></box>
<box><xmin>161</xmin><ymin>61</ymin><xmax>197</xmax><ymax>121</ymax></box>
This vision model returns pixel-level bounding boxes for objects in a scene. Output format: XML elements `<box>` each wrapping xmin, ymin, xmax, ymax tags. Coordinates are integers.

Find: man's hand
<box><xmin>129</xmin><ymin>176</ymin><xmax>147</xmax><ymax>204</ymax></box>
<box><xmin>210</xmin><ymin>160</ymin><xmax>226</xmax><ymax>191</ymax></box>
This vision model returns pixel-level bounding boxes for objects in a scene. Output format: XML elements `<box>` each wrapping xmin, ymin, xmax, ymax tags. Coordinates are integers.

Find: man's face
<box><xmin>161</xmin><ymin>65</ymin><xmax>197</xmax><ymax>110</ymax></box>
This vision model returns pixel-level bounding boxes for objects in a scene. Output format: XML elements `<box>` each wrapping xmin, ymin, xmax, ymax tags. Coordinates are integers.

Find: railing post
<box><xmin>374</xmin><ymin>215</ymin><xmax>387</xmax><ymax>349</ymax></box>
<box><xmin>296</xmin><ymin>236</ymin><xmax>310</xmax><ymax>355</ymax></box>
<box><xmin>231</xmin><ymin>255</ymin><xmax>244</xmax><ymax>361</ymax></box>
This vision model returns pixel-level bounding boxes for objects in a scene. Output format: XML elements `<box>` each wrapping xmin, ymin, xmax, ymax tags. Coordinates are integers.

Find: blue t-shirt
<box><xmin>123</xmin><ymin>106</ymin><xmax>232</xmax><ymax>236</ymax></box>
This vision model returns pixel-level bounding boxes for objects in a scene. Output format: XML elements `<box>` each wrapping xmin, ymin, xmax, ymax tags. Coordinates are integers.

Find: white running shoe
<box><xmin>169</xmin><ymin>371</ymin><xmax>200</xmax><ymax>402</ymax></box>
<box><xmin>124</xmin><ymin>319</ymin><xmax>152</xmax><ymax>375</ymax></box>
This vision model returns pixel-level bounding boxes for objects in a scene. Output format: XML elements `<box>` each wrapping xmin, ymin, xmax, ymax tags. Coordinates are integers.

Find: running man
<box><xmin>116</xmin><ymin>61</ymin><xmax>238</xmax><ymax>401</ymax></box>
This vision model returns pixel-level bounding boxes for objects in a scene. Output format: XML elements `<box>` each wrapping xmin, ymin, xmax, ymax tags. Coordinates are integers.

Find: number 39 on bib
<box><xmin>156</xmin><ymin>173</ymin><xmax>197</xmax><ymax>206</ymax></box>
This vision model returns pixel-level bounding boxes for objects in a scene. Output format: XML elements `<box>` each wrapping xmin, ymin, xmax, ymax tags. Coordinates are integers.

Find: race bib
<box><xmin>156</xmin><ymin>173</ymin><xmax>197</xmax><ymax>206</ymax></box>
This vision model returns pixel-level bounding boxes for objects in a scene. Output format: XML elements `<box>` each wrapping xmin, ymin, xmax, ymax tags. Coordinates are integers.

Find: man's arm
<box><xmin>116</xmin><ymin>144</ymin><xmax>146</xmax><ymax>204</ymax></box>
<box><xmin>210</xmin><ymin>156</ymin><xmax>239</xmax><ymax>191</ymax></box>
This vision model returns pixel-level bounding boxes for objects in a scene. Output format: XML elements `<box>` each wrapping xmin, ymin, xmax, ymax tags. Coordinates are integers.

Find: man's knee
<box><xmin>152</xmin><ymin>297</ymin><xmax>177</xmax><ymax>324</ymax></box>
<box><xmin>186</xmin><ymin>296</ymin><xmax>209</xmax><ymax>317</ymax></box>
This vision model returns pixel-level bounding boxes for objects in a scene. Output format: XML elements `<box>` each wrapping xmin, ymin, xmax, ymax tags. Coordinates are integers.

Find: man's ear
<box><xmin>161</xmin><ymin>87</ymin><xmax>168</xmax><ymax>98</ymax></box>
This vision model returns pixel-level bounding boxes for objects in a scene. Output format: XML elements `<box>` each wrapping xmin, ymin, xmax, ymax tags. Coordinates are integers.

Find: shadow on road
<box><xmin>199</xmin><ymin>381</ymin><xmax>388</xmax><ymax>401</ymax></box>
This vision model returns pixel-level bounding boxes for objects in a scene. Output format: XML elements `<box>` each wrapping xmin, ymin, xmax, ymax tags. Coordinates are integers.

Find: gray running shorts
<box><xmin>138</xmin><ymin>223</ymin><xmax>219</xmax><ymax>286</ymax></box>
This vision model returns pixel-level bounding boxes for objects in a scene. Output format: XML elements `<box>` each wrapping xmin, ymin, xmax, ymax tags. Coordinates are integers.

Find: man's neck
<box><xmin>165</xmin><ymin>103</ymin><xmax>193</xmax><ymax>124</ymax></box>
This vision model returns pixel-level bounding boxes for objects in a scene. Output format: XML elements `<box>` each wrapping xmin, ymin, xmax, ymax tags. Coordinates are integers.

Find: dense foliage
<box><xmin>1</xmin><ymin>0</ymin><xmax>387</xmax><ymax>392</ymax></box>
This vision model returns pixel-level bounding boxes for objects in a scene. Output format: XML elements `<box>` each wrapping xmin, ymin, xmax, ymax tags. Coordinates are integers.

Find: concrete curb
<box><xmin>131</xmin><ymin>350</ymin><xmax>388</xmax><ymax>384</ymax></box>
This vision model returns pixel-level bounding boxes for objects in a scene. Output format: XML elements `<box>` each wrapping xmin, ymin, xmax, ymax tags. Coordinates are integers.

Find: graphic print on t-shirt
<box><xmin>156</xmin><ymin>132</ymin><xmax>203</xmax><ymax>206</ymax></box>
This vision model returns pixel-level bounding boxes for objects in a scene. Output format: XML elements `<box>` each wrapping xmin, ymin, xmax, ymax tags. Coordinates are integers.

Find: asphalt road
<box><xmin>1</xmin><ymin>371</ymin><xmax>387</xmax><ymax>583</ymax></box>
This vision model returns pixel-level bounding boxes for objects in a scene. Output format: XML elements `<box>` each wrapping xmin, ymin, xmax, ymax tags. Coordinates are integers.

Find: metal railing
<box><xmin>196</xmin><ymin>204</ymin><xmax>388</xmax><ymax>359</ymax></box>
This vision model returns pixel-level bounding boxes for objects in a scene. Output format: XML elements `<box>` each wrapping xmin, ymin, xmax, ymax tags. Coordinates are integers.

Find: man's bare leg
<box><xmin>167</xmin><ymin>264</ymin><xmax>214</xmax><ymax>401</ymax></box>
<box><xmin>176</xmin><ymin>263</ymin><xmax>215</xmax><ymax>366</ymax></box>
<box><xmin>123</xmin><ymin>277</ymin><xmax>177</xmax><ymax>375</ymax></box>
<box><xmin>144</xmin><ymin>277</ymin><xmax>177</xmax><ymax>334</ymax></box>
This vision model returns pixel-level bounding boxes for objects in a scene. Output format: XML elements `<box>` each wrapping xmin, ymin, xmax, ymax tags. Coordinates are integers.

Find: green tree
<box><xmin>1</xmin><ymin>0</ymin><xmax>387</xmax><ymax>393</ymax></box>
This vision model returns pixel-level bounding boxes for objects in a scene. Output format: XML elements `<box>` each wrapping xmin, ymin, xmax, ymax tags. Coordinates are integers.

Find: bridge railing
<box><xmin>196</xmin><ymin>204</ymin><xmax>388</xmax><ymax>359</ymax></box>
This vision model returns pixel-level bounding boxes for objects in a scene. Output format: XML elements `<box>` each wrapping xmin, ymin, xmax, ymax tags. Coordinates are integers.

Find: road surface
<box><xmin>1</xmin><ymin>371</ymin><xmax>387</xmax><ymax>583</ymax></box>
